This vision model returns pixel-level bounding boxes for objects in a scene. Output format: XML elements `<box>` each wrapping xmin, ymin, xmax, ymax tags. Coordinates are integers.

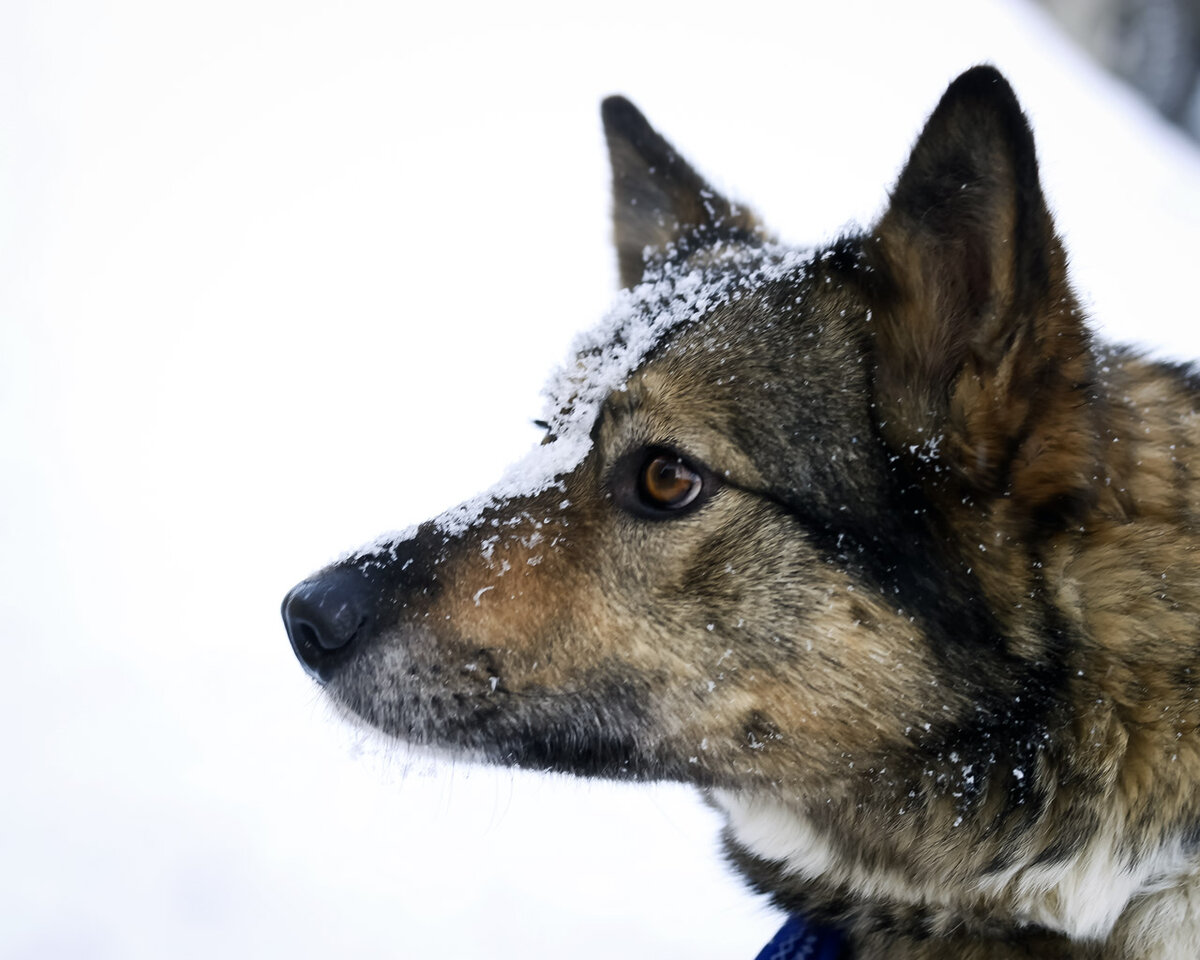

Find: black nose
<box><xmin>282</xmin><ymin>568</ymin><xmax>375</xmax><ymax>681</ymax></box>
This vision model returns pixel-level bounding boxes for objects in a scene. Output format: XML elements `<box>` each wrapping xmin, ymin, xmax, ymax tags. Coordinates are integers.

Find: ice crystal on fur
<box><xmin>350</xmin><ymin>242</ymin><xmax>811</xmax><ymax>557</ymax></box>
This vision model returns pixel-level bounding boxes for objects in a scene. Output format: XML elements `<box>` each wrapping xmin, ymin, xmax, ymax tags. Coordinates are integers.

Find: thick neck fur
<box><xmin>717</xmin><ymin>351</ymin><xmax>1200</xmax><ymax>958</ymax></box>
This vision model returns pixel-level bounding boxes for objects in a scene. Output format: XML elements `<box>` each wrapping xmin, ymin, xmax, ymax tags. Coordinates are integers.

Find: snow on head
<box><xmin>349</xmin><ymin>240</ymin><xmax>812</xmax><ymax>560</ymax></box>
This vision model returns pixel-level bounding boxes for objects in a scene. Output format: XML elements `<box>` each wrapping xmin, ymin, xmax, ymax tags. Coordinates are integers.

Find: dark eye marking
<box><xmin>610</xmin><ymin>446</ymin><xmax>720</xmax><ymax>520</ymax></box>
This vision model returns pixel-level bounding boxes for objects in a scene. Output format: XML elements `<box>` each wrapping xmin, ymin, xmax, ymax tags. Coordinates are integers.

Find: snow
<box><xmin>356</xmin><ymin>242</ymin><xmax>811</xmax><ymax>553</ymax></box>
<box><xmin>4</xmin><ymin>1</ymin><xmax>1200</xmax><ymax>958</ymax></box>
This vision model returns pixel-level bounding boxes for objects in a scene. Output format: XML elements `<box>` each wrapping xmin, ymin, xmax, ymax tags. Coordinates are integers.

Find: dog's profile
<box><xmin>283</xmin><ymin>67</ymin><xmax>1200</xmax><ymax>958</ymax></box>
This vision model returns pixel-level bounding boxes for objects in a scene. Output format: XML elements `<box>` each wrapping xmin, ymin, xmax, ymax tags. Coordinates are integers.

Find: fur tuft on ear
<box><xmin>602</xmin><ymin>96</ymin><xmax>765</xmax><ymax>287</ymax></box>
<box><xmin>869</xmin><ymin>67</ymin><xmax>1096</xmax><ymax>518</ymax></box>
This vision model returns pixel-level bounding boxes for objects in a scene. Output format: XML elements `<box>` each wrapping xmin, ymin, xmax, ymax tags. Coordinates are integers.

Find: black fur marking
<box><xmin>602</xmin><ymin>95</ymin><xmax>762</xmax><ymax>288</ymax></box>
<box><xmin>742</xmin><ymin>710</ymin><xmax>783</xmax><ymax>751</ymax></box>
<box><xmin>493</xmin><ymin>673</ymin><xmax>660</xmax><ymax>779</ymax></box>
<box><xmin>744</xmin><ymin>403</ymin><xmax>1076</xmax><ymax>828</ymax></box>
<box><xmin>889</xmin><ymin>66</ymin><xmax>1055</xmax><ymax>320</ymax></box>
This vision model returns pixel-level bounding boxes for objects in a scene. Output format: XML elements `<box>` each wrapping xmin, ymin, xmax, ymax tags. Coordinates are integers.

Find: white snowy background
<box><xmin>5</xmin><ymin>1</ymin><xmax>1200</xmax><ymax>957</ymax></box>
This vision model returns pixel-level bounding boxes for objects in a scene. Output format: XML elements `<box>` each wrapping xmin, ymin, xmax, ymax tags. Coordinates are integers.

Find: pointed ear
<box><xmin>870</xmin><ymin>67</ymin><xmax>1094</xmax><ymax>511</ymax></box>
<box><xmin>601</xmin><ymin>96</ymin><xmax>765</xmax><ymax>287</ymax></box>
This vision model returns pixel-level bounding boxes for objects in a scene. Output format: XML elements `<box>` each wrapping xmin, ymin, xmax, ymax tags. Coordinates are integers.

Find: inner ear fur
<box><xmin>869</xmin><ymin>66</ymin><xmax>1096</xmax><ymax>515</ymax></box>
<box><xmin>602</xmin><ymin>96</ymin><xmax>765</xmax><ymax>288</ymax></box>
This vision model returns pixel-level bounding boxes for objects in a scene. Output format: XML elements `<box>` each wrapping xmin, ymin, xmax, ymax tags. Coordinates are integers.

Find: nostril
<box><xmin>282</xmin><ymin>568</ymin><xmax>375</xmax><ymax>680</ymax></box>
<box><xmin>293</xmin><ymin>619</ymin><xmax>322</xmax><ymax>651</ymax></box>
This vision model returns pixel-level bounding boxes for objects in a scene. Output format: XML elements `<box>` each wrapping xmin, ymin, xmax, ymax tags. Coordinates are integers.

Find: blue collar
<box><xmin>754</xmin><ymin>914</ymin><xmax>846</xmax><ymax>960</ymax></box>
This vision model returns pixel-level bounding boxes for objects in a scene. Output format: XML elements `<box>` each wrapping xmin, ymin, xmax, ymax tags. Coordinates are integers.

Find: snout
<box><xmin>282</xmin><ymin>568</ymin><xmax>375</xmax><ymax>682</ymax></box>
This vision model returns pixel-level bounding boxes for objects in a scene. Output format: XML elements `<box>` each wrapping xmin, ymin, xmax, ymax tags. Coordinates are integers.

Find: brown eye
<box><xmin>639</xmin><ymin>453</ymin><xmax>703</xmax><ymax>510</ymax></box>
<box><xmin>610</xmin><ymin>445</ymin><xmax>718</xmax><ymax>520</ymax></box>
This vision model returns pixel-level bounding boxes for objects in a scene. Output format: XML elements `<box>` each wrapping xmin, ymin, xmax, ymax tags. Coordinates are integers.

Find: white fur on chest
<box><xmin>712</xmin><ymin>789</ymin><xmax>1199</xmax><ymax>950</ymax></box>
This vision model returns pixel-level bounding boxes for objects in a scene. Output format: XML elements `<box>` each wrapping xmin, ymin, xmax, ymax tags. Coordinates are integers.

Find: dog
<box><xmin>282</xmin><ymin>67</ymin><xmax>1200</xmax><ymax>958</ymax></box>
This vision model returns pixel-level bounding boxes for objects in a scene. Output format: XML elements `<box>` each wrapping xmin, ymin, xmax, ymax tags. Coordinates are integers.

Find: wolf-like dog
<box><xmin>283</xmin><ymin>67</ymin><xmax>1200</xmax><ymax>958</ymax></box>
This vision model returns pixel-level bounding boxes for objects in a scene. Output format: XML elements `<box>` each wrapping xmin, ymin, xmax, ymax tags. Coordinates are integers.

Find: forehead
<box><xmin>584</xmin><ymin>257</ymin><xmax>876</xmax><ymax>496</ymax></box>
<box><xmin>619</xmin><ymin>266</ymin><xmax>870</xmax><ymax>421</ymax></box>
<box><xmin>541</xmin><ymin>244</ymin><xmax>817</xmax><ymax>430</ymax></box>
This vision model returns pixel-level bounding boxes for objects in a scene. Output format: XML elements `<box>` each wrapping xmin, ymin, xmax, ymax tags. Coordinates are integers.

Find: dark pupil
<box><xmin>644</xmin><ymin>457</ymin><xmax>697</xmax><ymax>505</ymax></box>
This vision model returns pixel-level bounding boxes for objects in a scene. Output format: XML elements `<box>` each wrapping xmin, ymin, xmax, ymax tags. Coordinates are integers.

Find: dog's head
<box><xmin>284</xmin><ymin>67</ymin><xmax>1111</xmax><ymax>932</ymax></box>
